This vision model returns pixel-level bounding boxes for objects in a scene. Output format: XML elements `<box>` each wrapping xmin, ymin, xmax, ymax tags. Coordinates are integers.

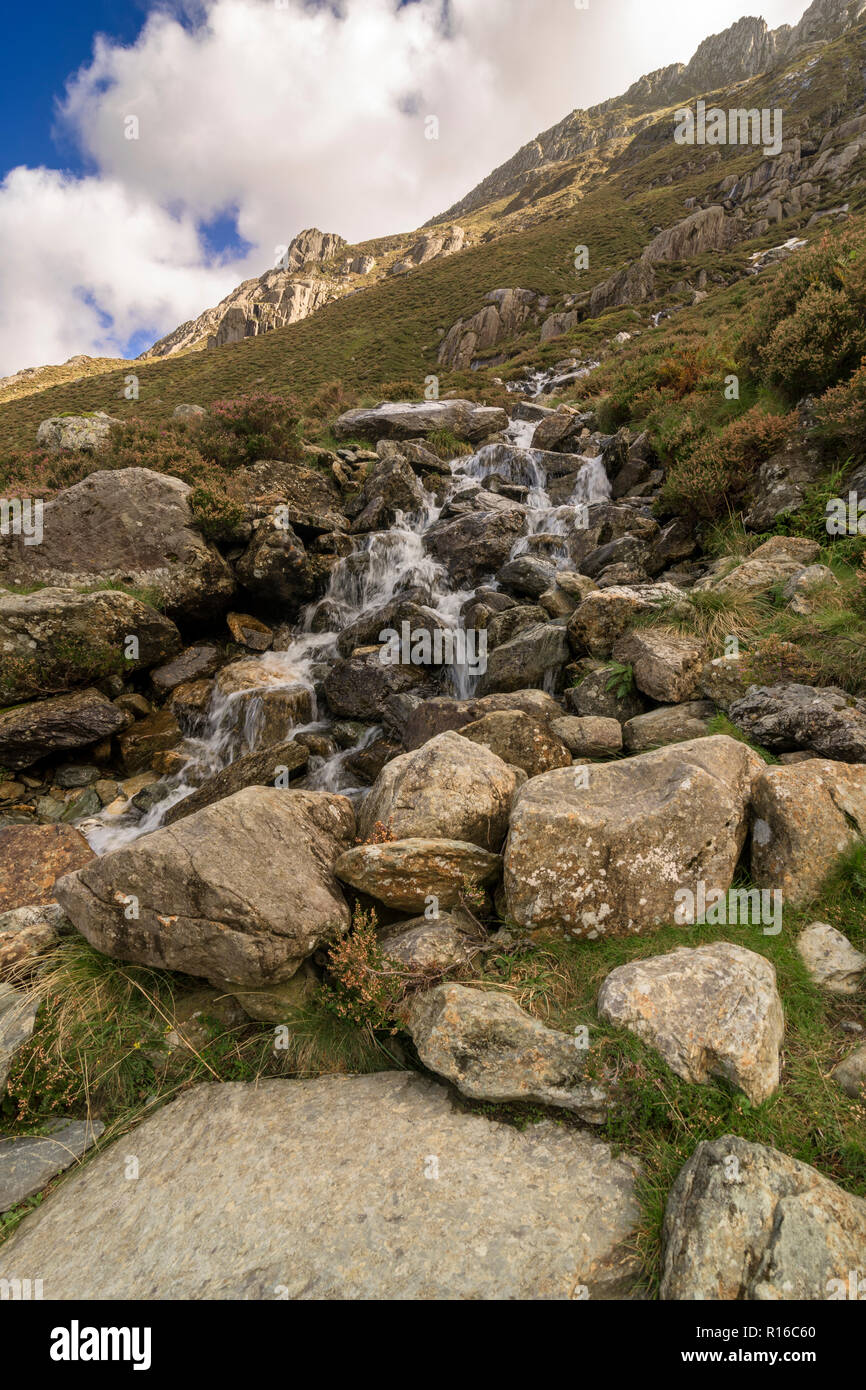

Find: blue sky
<box><xmin>0</xmin><ymin>0</ymin><xmax>809</xmax><ymax>375</ymax></box>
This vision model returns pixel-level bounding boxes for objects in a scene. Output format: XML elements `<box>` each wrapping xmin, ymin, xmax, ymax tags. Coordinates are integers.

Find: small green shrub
<box><xmin>197</xmin><ymin>392</ymin><xmax>302</xmax><ymax>469</ymax></box>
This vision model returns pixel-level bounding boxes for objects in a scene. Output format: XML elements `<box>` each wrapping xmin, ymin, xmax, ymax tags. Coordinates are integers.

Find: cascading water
<box><xmin>84</xmin><ymin>408</ymin><xmax>610</xmax><ymax>853</ymax></box>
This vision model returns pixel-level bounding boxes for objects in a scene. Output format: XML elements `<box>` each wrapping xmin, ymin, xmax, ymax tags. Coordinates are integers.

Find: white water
<box><xmin>84</xmin><ymin>404</ymin><xmax>609</xmax><ymax>854</ymax></box>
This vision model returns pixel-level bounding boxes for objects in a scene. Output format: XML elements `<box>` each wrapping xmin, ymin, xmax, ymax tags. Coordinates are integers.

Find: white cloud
<box><xmin>0</xmin><ymin>0</ymin><xmax>810</xmax><ymax>375</ymax></box>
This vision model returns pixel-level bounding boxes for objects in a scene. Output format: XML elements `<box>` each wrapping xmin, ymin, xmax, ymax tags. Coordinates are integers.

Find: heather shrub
<box><xmin>197</xmin><ymin>392</ymin><xmax>303</xmax><ymax>468</ymax></box>
<box><xmin>659</xmin><ymin>406</ymin><xmax>794</xmax><ymax>521</ymax></box>
<box><xmin>813</xmin><ymin>357</ymin><xmax>866</xmax><ymax>463</ymax></box>
<box><xmin>741</xmin><ymin>227</ymin><xmax>866</xmax><ymax>397</ymax></box>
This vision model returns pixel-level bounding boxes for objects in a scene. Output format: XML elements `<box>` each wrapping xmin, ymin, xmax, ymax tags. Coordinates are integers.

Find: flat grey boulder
<box><xmin>796</xmin><ymin>922</ymin><xmax>866</xmax><ymax>994</ymax></box>
<box><xmin>0</xmin><ymin>469</ymin><xmax>235</xmax><ymax>621</ymax></box>
<box><xmin>358</xmin><ymin>731</ymin><xmax>517</xmax><ymax>852</ymax></box>
<box><xmin>0</xmin><ymin>982</ymin><xmax>38</xmax><ymax>1089</ymax></box>
<box><xmin>729</xmin><ymin>683</ymin><xmax>866</xmax><ymax>762</ymax></box>
<box><xmin>504</xmin><ymin>735</ymin><xmax>761</xmax><ymax>939</ymax></box>
<box><xmin>0</xmin><ymin>1073</ymin><xmax>643</xmax><ymax>1299</ymax></box>
<box><xmin>597</xmin><ymin>943</ymin><xmax>784</xmax><ymax>1104</ymax></box>
<box><xmin>661</xmin><ymin>1135</ymin><xmax>866</xmax><ymax>1300</ymax></box>
<box><xmin>54</xmin><ymin>788</ymin><xmax>355</xmax><ymax>988</ymax></box>
<box><xmin>334</xmin><ymin>400</ymin><xmax>507</xmax><ymax>444</ymax></box>
<box><xmin>406</xmin><ymin>984</ymin><xmax>608</xmax><ymax>1121</ymax></box>
<box><xmin>0</xmin><ymin>588</ymin><xmax>181</xmax><ymax>703</ymax></box>
<box><xmin>0</xmin><ymin>1119</ymin><xmax>104</xmax><ymax>1212</ymax></box>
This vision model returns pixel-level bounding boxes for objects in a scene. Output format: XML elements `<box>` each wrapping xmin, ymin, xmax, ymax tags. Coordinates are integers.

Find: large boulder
<box><xmin>36</xmin><ymin>412</ymin><xmax>118</xmax><ymax>452</ymax></box>
<box><xmin>749</xmin><ymin>760</ymin><xmax>866</xmax><ymax>904</ymax></box>
<box><xmin>0</xmin><ymin>824</ymin><xmax>95</xmax><ymax>913</ymax></box>
<box><xmin>335</xmin><ymin>839</ymin><xmax>500</xmax><ymax>913</ymax></box>
<box><xmin>729</xmin><ymin>684</ymin><xmax>866</xmax><ymax>762</ymax></box>
<box><xmin>696</xmin><ymin>537</ymin><xmax>820</xmax><ymax>599</ymax></box>
<box><xmin>504</xmin><ymin>736</ymin><xmax>761</xmax><ymax>939</ymax></box>
<box><xmin>660</xmin><ymin>1136</ymin><xmax>866</xmax><ymax>1300</ymax></box>
<box><xmin>425</xmin><ymin>509</ymin><xmax>526</xmax><ymax>588</ymax></box>
<box><xmin>234</xmin><ymin>518</ymin><xmax>344</xmax><ymax>606</ymax></box>
<box><xmin>379</xmin><ymin>915</ymin><xmax>477</xmax><ymax>973</ymax></box>
<box><xmin>405</xmin><ymin>984</ymin><xmax>608</xmax><ymax>1120</ymax></box>
<box><xmin>333</xmin><ymin>400</ymin><xmax>507</xmax><ymax>444</ymax></box>
<box><xmin>358</xmin><ymin>731</ymin><xmax>517</xmax><ymax>851</ymax></box>
<box><xmin>54</xmin><ymin>788</ymin><xmax>355</xmax><ymax>987</ymax></box>
<box><xmin>0</xmin><ymin>469</ymin><xmax>235</xmax><ymax>621</ymax></box>
<box><xmin>345</xmin><ymin>453</ymin><xmax>427</xmax><ymax>532</ymax></box>
<box><xmin>0</xmin><ymin>1073</ymin><xmax>643</xmax><ymax>1299</ymax></box>
<box><xmin>597</xmin><ymin>943</ymin><xmax>784</xmax><ymax>1104</ymax></box>
<box><xmin>0</xmin><ymin>588</ymin><xmax>181</xmax><ymax>704</ymax></box>
<box><xmin>0</xmin><ymin>689</ymin><xmax>127</xmax><ymax>769</ymax></box>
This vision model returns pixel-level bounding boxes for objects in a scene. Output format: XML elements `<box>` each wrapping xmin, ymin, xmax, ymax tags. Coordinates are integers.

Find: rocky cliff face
<box><xmin>142</xmin><ymin>227</ymin><xmax>349</xmax><ymax>359</ymax></box>
<box><xmin>434</xmin><ymin>0</ymin><xmax>866</xmax><ymax>223</ymax></box>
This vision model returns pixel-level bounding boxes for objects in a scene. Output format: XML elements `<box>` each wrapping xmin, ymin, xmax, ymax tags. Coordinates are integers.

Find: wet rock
<box><xmin>168</xmin><ymin>678</ymin><xmax>214</xmax><ymax>733</ymax></box>
<box><xmin>0</xmin><ymin>1072</ymin><xmax>643</xmax><ymax>1299</ymax></box>
<box><xmin>598</xmin><ymin>943</ymin><xmax>784</xmax><ymax>1104</ymax></box>
<box><xmin>406</xmin><ymin>984</ymin><xmax>608</xmax><ymax>1120</ymax></box>
<box><xmin>485</xmin><ymin>605</ymin><xmax>548</xmax><ymax>650</ymax></box>
<box><xmin>335</xmin><ymin>838</ymin><xmax>501</xmax><ymax>913</ymax></box>
<box><xmin>235</xmin><ymin>517</ymin><xmax>337</xmax><ymax>606</ymax></box>
<box><xmin>359</xmin><ymin>730</ymin><xmax>517</xmax><ymax>851</ymax></box>
<box><xmin>335</xmin><ymin>598</ymin><xmax>448</xmax><ymax>660</ymax></box>
<box><xmin>226</xmin><ymin>612</ymin><xmax>273</xmax><ymax>652</ymax></box>
<box><xmin>796</xmin><ymin>922</ymin><xmax>866</xmax><ymax>994</ymax></box>
<box><xmin>162</xmin><ymin>739</ymin><xmax>309</xmax><ymax>825</ymax></box>
<box><xmin>504</xmin><ymin>736</ymin><xmax>760</xmax><ymax>940</ymax></box>
<box><xmin>660</xmin><ymin>1135</ymin><xmax>866</xmax><ymax>1300</ymax></box>
<box><xmin>346</xmin><ymin>454</ymin><xmax>427</xmax><ymax>533</ymax></box>
<box><xmin>477</xmin><ymin>623</ymin><xmax>569</xmax><ymax>696</ymax></box>
<box><xmin>425</xmin><ymin>509</ymin><xmax>526</xmax><ymax>588</ymax></box>
<box><xmin>324</xmin><ymin>646</ymin><xmax>428</xmax><ymax>720</ymax></box>
<box><xmin>54</xmin><ymin>788</ymin><xmax>355</xmax><ymax>987</ymax></box>
<box><xmin>496</xmin><ymin>555</ymin><xmax>557</xmax><ymax>600</ymax></box>
<box><xmin>749</xmin><ymin>760</ymin><xmax>866</xmax><ymax>904</ymax></box>
<box><xmin>150</xmin><ymin>644</ymin><xmax>222</xmax><ymax>695</ymax></box>
<box><xmin>118</xmin><ymin>710</ymin><xmax>182</xmax><ymax>774</ymax></box>
<box><xmin>402</xmin><ymin>690</ymin><xmax>561</xmax><ymax>749</ymax></box>
<box><xmin>0</xmin><ymin>690</ymin><xmax>126</xmax><ymax>770</ymax></box>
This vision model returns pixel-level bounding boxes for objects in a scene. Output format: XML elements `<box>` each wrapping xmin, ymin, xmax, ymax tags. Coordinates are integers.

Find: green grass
<box><xmin>467</xmin><ymin>840</ymin><xmax>866</xmax><ymax>1294</ymax></box>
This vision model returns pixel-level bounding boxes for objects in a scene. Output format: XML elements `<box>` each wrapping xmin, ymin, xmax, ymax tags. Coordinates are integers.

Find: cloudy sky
<box><xmin>0</xmin><ymin>0</ymin><xmax>809</xmax><ymax>376</ymax></box>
